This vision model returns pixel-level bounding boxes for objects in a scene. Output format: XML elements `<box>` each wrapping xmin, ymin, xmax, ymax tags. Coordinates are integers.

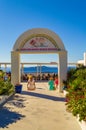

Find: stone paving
<box><xmin>0</xmin><ymin>82</ymin><xmax>81</xmax><ymax>130</ymax></box>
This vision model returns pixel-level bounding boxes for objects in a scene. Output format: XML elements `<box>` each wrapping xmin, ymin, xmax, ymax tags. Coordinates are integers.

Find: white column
<box><xmin>84</xmin><ymin>52</ymin><xmax>86</xmax><ymax>66</ymax></box>
<box><xmin>36</xmin><ymin>65</ymin><xmax>39</xmax><ymax>76</ymax></box>
<box><xmin>21</xmin><ymin>64</ymin><xmax>24</xmax><ymax>74</ymax></box>
<box><xmin>58</xmin><ymin>51</ymin><xmax>67</xmax><ymax>92</ymax></box>
<box><xmin>21</xmin><ymin>64</ymin><xmax>24</xmax><ymax>81</ymax></box>
<box><xmin>4</xmin><ymin>64</ymin><xmax>7</xmax><ymax>72</ymax></box>
<box><xmin>11</xmin><ymin>51</ymin><xmax>20</xmax><ymax>85</ymax></box>
<box><xmin>40</xmin><ymin>65</ymin><xmax>41</xmax><ymax>74</ymax></box>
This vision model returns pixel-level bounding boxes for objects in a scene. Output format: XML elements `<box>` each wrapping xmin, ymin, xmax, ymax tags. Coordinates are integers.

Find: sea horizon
<box><xmin>0</xmin><ymin>65</ymin><xmax>76</xmax><ymax>74</ymax></box>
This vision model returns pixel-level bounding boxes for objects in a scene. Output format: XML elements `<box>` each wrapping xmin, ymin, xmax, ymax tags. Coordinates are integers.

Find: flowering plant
<box><xmin>66</xmin><ymin>66</ymin><xmax>86</xmax><ymax>121</ymax></box>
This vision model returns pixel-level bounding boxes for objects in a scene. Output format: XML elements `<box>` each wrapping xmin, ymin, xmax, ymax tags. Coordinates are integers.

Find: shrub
<box><xmin>0</xmin><ymin>80</ymin><xmax>15</xmax><ymax>95</ymax></box>
<box><xmin>66</xmin><ymin>66</ymin><xmax>86</xmax><ymax>121</ymax></box>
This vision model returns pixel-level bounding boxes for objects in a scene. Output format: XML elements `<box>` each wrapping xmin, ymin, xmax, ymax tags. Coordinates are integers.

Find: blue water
<box><xmin>23</xmin><ymin>66</ymin><xmax>58</xmax><ymax>73</ymax></box>
<box><xmin>0</xmin><ymin>66</ymin><xmax>76</xmax><ymax>74</ymax></box>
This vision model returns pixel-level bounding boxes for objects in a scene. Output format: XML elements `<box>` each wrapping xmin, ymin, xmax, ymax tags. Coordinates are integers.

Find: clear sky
<box><xmin>0</xmin><ymin>0</ymin><xmax>86</xmax><ymax>63</ymax></box>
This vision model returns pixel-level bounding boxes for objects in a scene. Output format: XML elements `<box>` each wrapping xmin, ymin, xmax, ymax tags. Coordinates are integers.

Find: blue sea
<box><xmin>0</xmin><ymin>66</ymin><xmax>76</xmax><ymax>74</ymax></box>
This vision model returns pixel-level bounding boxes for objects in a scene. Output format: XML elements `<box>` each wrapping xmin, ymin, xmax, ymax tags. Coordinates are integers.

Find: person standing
<box><xmin>54</xmin><ymin>76</ymin><xmax>58</xmax><ymax>90</ymax></box>
<box><xmin>48</xmin><ymin>77</ymin><xmax>55</xmax><ymax>90</ymax></box>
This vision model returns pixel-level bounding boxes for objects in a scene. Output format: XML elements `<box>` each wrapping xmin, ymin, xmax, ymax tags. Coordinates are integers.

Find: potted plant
<box><xmin>15</xmin><ymin>83</ymin><xmax>22</xmax><ymax>93</ymax></box>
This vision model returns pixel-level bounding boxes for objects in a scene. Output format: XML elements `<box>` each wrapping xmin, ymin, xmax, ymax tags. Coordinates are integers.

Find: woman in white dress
<box><xmin>27</xmin><ymin>76</ymin><xmax>36</xmax><ymax>90</ymax></box>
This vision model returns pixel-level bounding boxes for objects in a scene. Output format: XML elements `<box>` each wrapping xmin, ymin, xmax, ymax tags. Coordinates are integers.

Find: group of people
<box><xmin>21</xmin><ymin>73</ymin><xmax>57</xmax><ymax>82</ymax></box>
<box><xmin>48</xmin><ymin>76</ymin><xmax>58</xmax><ymax>90</ymax></box>
<box><xmin>27</xmin><ymin>74</ymin><xmax>58</xmax><ymax>91</ymax></box>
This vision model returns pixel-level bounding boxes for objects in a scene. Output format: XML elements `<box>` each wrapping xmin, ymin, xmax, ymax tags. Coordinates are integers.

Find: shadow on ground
<box><xmin>7</xmin><ymin>94</ymin><xmax>26</xmax><ymax>108</ymax></box>
<box><xmin>21</xmin><ymin>91</ymin><xmax>65</xmax><ymax>102</ymax></box>
<box><xmin>0</xmin><ymin>107</ymin><xmax>25</xmax><ymax>128</ymax></box>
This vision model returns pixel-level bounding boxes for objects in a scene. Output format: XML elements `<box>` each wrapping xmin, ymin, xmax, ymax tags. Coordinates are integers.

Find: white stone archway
<box><xmin>11</xmin><ymin>28</ymin><xmax>67</xmax><ymax>92</ymax></box>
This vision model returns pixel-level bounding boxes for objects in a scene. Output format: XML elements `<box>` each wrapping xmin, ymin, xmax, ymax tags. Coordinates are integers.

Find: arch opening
<box><xmin>11</xmin><ymin>28</ymin><xmax>67</xmax><ymax>92</ymax></box>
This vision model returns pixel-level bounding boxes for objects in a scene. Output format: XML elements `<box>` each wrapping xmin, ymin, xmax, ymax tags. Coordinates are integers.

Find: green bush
<box><xmin>0</xmin><ymin>80</ymin><xmax>15</xmax><ymax>95</ymax></box>
<box><xmin>0</xmin><ymin>70</ymin><xmax>14</xmax><ymax>95</ymax></box>
<box><xmin>66</xmin><ymin>66</ymin><xmax>86</xmax><ymax>121</ymax></box>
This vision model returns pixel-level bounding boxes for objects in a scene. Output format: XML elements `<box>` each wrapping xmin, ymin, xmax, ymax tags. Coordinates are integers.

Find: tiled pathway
<box><xmin>0</xmin><ymin>82</ymin><xmax>81</xmax><ymax>130</ymax></box>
